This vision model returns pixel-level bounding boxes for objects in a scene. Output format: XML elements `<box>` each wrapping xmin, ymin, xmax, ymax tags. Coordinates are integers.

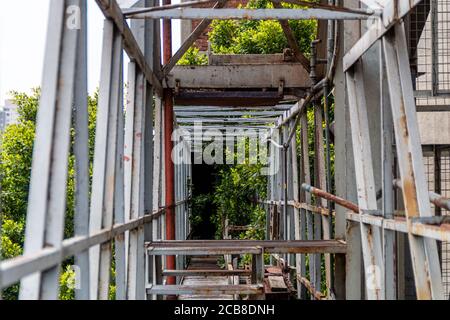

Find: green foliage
<box><xmin>209</xmin><ymin>0</ymin><xmax>317</xmax><ymax>55</ymax></box>
<box><xmin>59</xmin><ymin>266</ymin><xmax>76</xmax><ymax>300</ymax></box>
<box><xmin>1</xmin><ymin>122</ymin><xmax>35</xmax><ymax>223</ymax></box>
<box><xmin>0</xmin><ymin>89</ymin><xmax>99</xmax><ymax>300</ymax></box>
<box><xmin>189</xmin><ymin>193</ymin><xmax>213</xmax><ymax>231</ymax></box>
<box><xmin>212</xmin><ymin>161</ymin><xmax>267</xmax><ymax>240</ymax></box>
<box><xmin>10</xmin><ymin>88</ymin><xmax>40</xmax><ymax>123</ymax></box>
<box><xmin>177</xmin><ymin>46</ymin><xmax>208</xmax><ymax>66</ymax></box>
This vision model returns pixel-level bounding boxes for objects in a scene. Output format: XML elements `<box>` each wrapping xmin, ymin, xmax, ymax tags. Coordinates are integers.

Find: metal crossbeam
<box><xmin>147</xmin><ymin>285</ymin><xmax>264</xmax><ymax>295</ymax></box>
<box><xmin>128</xmin><ymin>8</ymin><xmax>377</xmax><ymax>20</ymax></box>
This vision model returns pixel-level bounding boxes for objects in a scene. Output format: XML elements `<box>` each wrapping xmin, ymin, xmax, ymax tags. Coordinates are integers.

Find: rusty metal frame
<box><xmin>2</xmin><ymin>0</ymin><xmax>450</xmax><ymax>301</ymax></box>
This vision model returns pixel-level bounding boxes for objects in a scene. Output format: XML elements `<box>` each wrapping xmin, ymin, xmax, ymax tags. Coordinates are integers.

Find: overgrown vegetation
<box><xmin>185</xmin><ymin>0</ymin><xmax>320</xmax><ymax>242</ymax></box>
<box><xmin>209</xmin><ymin>0</ymin><xmax>317</xmax><ymax>56</ymax></box>
<box><xmin>0</xmin><ymin>89</ymin><xmax>102</xmax><ymax>300</ymax></box>
<box><xmin>212</xmin><ymin>162</ymin><xmax>267</xmax><ymax>240</ymax></box>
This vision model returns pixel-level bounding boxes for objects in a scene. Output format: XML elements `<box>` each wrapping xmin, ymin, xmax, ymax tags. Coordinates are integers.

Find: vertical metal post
<box><xmin>73</xmin><ymin>0</ymin><xmax>90</xmax><ymax>301</ymax></box>
<box><xmin>380</xmin><ymin>41</ymin><xmax>396</xmax><ymax>300</ymax></box>
<box><xmin>114</xmin><ymin>66</ymin><xmax>126</xmax><ymax>300</ymax></box>
<box><xmin>20</xmin><ymin>0</ymin><xmax>80</xmax><ymax>300</ymax></box>
<box><xmin>282</xmin><ymin>126</ymin><xmax>288</xmax><ymax>257</ymax></box>
<box><xmin>314</xmin><ymin>101</ymin><xmax>331</xmax><ymax>295</ymax></box>
<box><xmin>89</xmin><ymin>19</ymin><xmax>123</xmax><ymax>300</ymax></box>
<box><xmin>431</xmin><ymin>0</ymin><xmax>439</xmax><ymax>96</ymax></box>
<box><xmin>286</xmin><ymin>121</ymin><xmax>295</xmax><ymax>267</ymax></box>
<box><xmin>163</xmin><ymin>0</ymin><xmax>176</xmax><ymax>287</ymax></box>
<box><xmin>290</xmin><ymin>118</ymin><xmax>305</xmax><ymax>299</ymax></box>
<box><xmin>434</xmin><ymin>147</ymin><xmax>442</xmax><ymax>216</ymax></box>
<box><xmin>346</xmin><ymin>62</ymin><xmax>385</xmax><ymax>300</ymax></box>
<box><xmin>383</xmin><ymin>23</ymin><xmax>444</xmax><ymax>300</ymax></box>
<box><xmin>324</xmin><ymin>1</ymin><xmax>335</xmax><ymax>295</ymax></box>
<box><xmin>126</xmin><ymin>65</ymin><xmax>146</xmax><ymax>300</ymax></box>
<box><xmin>300</xmin><ymin>111</ymin><xmax>314</xmax><ymax>298</ymax></box>
<box><xmin>334</xmin><ymin>0</ymin><xmax>360</xmax><ymax>300</ymax></box>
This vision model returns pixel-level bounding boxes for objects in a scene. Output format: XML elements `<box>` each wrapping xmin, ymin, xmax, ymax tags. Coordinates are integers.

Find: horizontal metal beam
<box><xmin>416</xmin><ymin>105</ymin><xmax>450</xmax><ymax>112</ymax></box>
<box><xmin>346</xmin><ymin>212</ymin><xmax>450</xmax><ymax>242</ymax></box>
<box><xmin>174</xmin><ymin>105</ymin><xmax>294</xmax><ymax>111</ymax></box>
<box><xmin>177</xmin><ymin>118</ymin><xmax>277</xmax><ymax>124</ymax></box>
<box><xmin>146</xmin><ymin>240</ymin><xmax>347</xmax><ymax>254</ymax></box>
<box><xmin>175</xmin><ymin>111</ymin><xmax>285</xmax><ymax>117</ymax></box>
<box><xmin>147</xmin><ymin>284</ymin><xmax>264</xmax><ymax>295</ymax></box>
<box><xmin>181</xmin><ymin>125</ymin><xmax>273</xmax><ymax>130</ymax></box>
<box><xmin>169</xmin><ymin>64</ymin><xmax>311</xmax><ymax>90</ymax></box>
<box><xmin>0</xmin><ymin>212</ymin><xmax>160</xmax><ymax>289</ymax></box>
<box><xmin>128</xmin><ymin>8</ymin><xmax>376</xmax><ymax>20</ymax></box>
<box><xmin>123</xmin><ymin>0</ymin><xmax>217</xmax><ymax>15</ymax></box>
<box><xmin>175</xmin><ymin>91</ymin><xmax>287</xmax><ymax>107</ymax></box>
<box><xmin>148</xmin><ymin>246</ymin><xmax>263</xmax><ymax>255</ymax></box>
<box><xmin>209</xmin><ymin>53</ymin><xmax>292</xmax><ymax>65</ymax></box>
<box><xmin>162</xmin><ymin>270</ymin><xmax>252</xmax><ymax>277</ymax></box>
<box><xmin>0</xmin><ymin>201</ymin><xmax>193</xmax><ymax>289</ymax></box>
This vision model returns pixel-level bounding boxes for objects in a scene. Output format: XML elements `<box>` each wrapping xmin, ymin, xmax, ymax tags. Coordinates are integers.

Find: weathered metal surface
<box><xmin>174</xmin><ymin>91</ymin><xmax>285</xmax><ymax>107</ymax></box>
<box><xmin>146</xmin><ymin>240</ymin><xmax>347</xmax><ymax>254</ymax></box>
<box><xmin>18</xmin><ymin>0</ymin><xmax>80</xmax><ymax>300</ymax></box>
<box><xmin>148</xmin><ymin>246</ymin><xmax>263</xmax><ymax>255</ymax></box>
<box><xmin>393</xmin><ymin>179</ymin><xmax>450</xmax><ymax>212</ymax></box>
<box><xmin>147</xmin><ymin>284</ymin><xmax>264</xmax><ymax>295</ymax></box>
<box><xmin>346</xmin><ymin>62</ymin><xmax>385</xmax><ymax>300</ymax></box>
<box><xmin>383</xmin><ymin>23</ymin><xmax>444</xmax><ymax>299</ymax></box>
<box><xmin>162</xmin><ymin>270</ymin><xmax>252</xmax><ymax>277</ymax></box>
<box><xmin>0</xmin><ymin>209</ymin><xmax>164</xmax><ymax>290</ymax></box>
<box><xmin>162</xmin><ymin>0</ymin><xmax>177</xmax><ymax>286</ymax></box>
<box><xmin>128</xmin><ymin>8</ymin><xmax>376</xmax><ymax>20</ymax></box>
<box><xmin>123</xmin><ymin>0</ymin><xmax>218</xmax><ymax>15</ymax></box>
<box><xmin>302</xmin><ymin>184</ymin><xmax>359</xmax><ymax>213</ymax></box>
<box><xmin>209</xmin><ymin>53</ymin><xmax>293</xmax><ymax>66</ymax></box>
<box><xmin>297</xmin><ymin>276</ymin><xmax>325</xmax><ymax>300</ymax></box>
<box><xmin>268</xmin><ymin>276</ymin><xmax>287</xmax><ymax>291</ymax></box>
<box><xmin>168</xmin><ymin>64</ymin><xmax>312</xmax><ymax>89</ymax></box>
<box><xmin>346</xmin><ymin>211</ymin><xmax>450</xmax><ymax>242</ymax></box>
<box><xmin>3</xmin><ymin>0</ymin><xmax>447</xmax><ymax>302</ymax></box>
<box><xmin>73</xmin><ymin>0</ymin><xmax>90</xmax><ymax>300</ymax></box>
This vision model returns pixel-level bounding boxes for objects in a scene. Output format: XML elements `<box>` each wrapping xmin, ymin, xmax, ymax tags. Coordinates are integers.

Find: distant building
<box><xmin>0</xmin><ymin>108</ymin><xmax>5</xmax><ymax>132</ymax></box>
<box><xmin>1</xmin><ymin>99</ymin><xmax>20</xmax><ymax>129</ymax></box>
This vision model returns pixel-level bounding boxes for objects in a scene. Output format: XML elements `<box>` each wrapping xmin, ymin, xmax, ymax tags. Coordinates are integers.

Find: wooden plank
<box><xmin>268</xmin><ymin>276</ymin><xmax>287</xmax><ymax>291</ymax></box>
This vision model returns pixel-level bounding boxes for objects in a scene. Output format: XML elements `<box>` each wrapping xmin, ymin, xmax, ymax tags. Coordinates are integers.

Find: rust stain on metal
<box><xmin>402</xmin><ymin>178</ymin><xmax>419</xmax><ymax>219</ymax></box>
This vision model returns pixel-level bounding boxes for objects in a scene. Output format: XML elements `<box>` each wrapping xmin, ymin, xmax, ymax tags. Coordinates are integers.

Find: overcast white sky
<box><xmin>0</xmin><ymin>0</ymin><xmax>181</xmax><ymax>103</ymax></box>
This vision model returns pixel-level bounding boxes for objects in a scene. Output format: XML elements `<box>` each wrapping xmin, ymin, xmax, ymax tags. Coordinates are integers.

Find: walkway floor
<box><xmin>178</xmin><ymin>256</ymin><xmax>235</xmax><ymax>300</ymax></box>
